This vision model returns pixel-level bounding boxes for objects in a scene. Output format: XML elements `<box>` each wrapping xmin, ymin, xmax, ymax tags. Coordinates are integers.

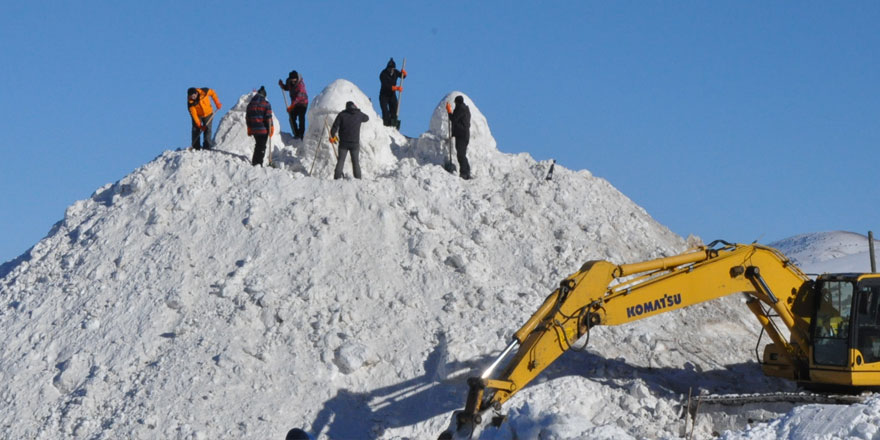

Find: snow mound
<box><xmin>298</xmin><ymin>79</ymin><xmax>404</xmax><ymax>179</ymax></box>
<box><xmin>409</xmin><ymin>92</ymin><xmax>502</xmax><ymax>177</ymax></box>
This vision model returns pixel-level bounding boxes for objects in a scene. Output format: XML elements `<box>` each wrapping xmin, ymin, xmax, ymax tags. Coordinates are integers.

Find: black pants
<box><xmin>191</xmin><ymin>115</ymin><xmax>214</xmax><ymax>150</ymax></box>
<box><xmin>251</xmin><ymin>134</ymin><xmax>268</xmax><ymax>166</ymax></box>
<box><xmin>289</xmin><ymin>104</ymin><xmax>307</xmax><ymax>139</ymax></box>
<box><xmin>379</xmin><ymin>93</ymin><xmax>398</xmax><ymax>126</ymax></box>
<box><xmin>454</xmin><ymin>136</ymin><xmax>471</xmax><ymax>179</ymax></box>
<box><xmin>334</xmin><ymin>144</ymin><xmax>361</xmax><ymax>179</ymax></box>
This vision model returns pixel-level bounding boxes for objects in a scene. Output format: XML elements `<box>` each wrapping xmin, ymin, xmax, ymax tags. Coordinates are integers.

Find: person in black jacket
<box><xmin>446</xmin><ymin>95</ymin><xmax>471</xmax><ymax>179</ymax></box>
<box><xmin>378</xmin><ymin>58</ymin><xmax>406</xmax><ymax>126</ymax></box>
<box><xmin>330</xmin><ymin>101</ymin><xmax>369</xmax><ymax>179</ymax></box>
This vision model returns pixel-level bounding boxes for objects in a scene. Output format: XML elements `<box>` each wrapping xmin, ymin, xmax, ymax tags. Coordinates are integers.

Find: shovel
<box><xmin>443</xmin><ymin>114</ymin><xmax>456</xmax><ymax>174</ymax></box>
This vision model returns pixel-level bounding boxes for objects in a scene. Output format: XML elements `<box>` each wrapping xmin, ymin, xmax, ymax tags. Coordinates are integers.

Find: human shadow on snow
<box><xmin>308</xmin><ymin>337</ymin><xmax>493</xmax><ymax>439</ymax></box>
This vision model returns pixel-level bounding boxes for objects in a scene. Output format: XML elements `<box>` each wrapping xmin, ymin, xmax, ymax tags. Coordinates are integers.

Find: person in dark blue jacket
<box><xmin>378</xmin><ymin>58</ymin><xmax>406</xmax><ymax>126</ymax></box>
<box><xmin>329</xmin><ymin>101</ymin><xmax>369</xmax><ymax>179</ymax></box>
<box><xmin>245</xmin><ymin>86</ymin><xmax>274</xmax><ymax>166</ymax></box>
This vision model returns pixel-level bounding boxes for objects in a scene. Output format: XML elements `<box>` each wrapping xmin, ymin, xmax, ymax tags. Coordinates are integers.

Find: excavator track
<box><xmin>687</xmin><ymin>391</ymin><xmax>868</xmax><ymax>413</ymax></box>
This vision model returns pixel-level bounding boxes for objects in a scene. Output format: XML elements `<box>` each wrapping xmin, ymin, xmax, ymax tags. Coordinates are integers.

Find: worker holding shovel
<box><xmin>187</xmin><ymin>87</ymin><xmax>222</xmax><ymax>150</ymax></box>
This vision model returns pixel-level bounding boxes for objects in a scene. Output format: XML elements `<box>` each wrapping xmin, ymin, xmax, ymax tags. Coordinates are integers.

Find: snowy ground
<box><xmin>1</xmin><ymin>79</ymin><xmax>878</xmax><ymax>439</ymax></box>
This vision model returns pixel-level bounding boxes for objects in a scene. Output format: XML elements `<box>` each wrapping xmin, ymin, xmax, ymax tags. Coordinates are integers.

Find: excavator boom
<box><xmin>441</xmin><ymin>240</ymin><xmax>880</xmax><ymax>438</ymax></box>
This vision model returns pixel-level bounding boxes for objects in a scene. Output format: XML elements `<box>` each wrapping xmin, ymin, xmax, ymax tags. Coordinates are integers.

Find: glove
<box><xmin>287</xmin><ymin>104</ymin><xmax>295</xmax><ymax>112</ymax></box>
<box><xmin>270</xmin><ymin>126</ymin><xmax>275</xmax><ymax>137</ymax></box>
<box><xmin>329</xmin><ymin>135</ymin><xmax>338</xmax><ymax>144</ymax></box>
<box><xmin>401</xmin><ymin>69</ymin><xmax>407</xmax><ymax>78</ymax></box>
<box><xmin>278</xmin><ymin>79</ymin><xmax>285</xmax><ymax>88</ymax></box>
<box><xmin>446</xmin><ymin>102</ymin><xmax>452</xmax><ymax>114</ymax></box>
<box><xmin>216</xmin><ymin>103</ymin><xmax>222</xmax><ymax>110</ymax></box>
<box><xmin>247</xmin><ymin>127</ymin><xmax>253</xmax><ymax>136</ymax></box>
<box><xmin>392</xmin><ymin>85</ymin><xmax>403</xmax><ymax>92</ymax></box>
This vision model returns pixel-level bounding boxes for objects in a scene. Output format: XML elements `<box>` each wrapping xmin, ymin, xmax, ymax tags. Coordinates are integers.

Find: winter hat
<box><xmin>387</xmin><ymin>57</ymin><xmax>395</xmax><ymax>68</ymax></box>
<box><xmin>345</xmin><ymin>101</ymin><xmax>357</xmax><ymax>110</ymax></box>
<box><xmin>289</xmin><ymin>70</ymin><xmax>299</xmax><ymax>80</ymax></box>
<box><xmin>257</xmin><ymin>86</ymin><xmax>266</xmax><ymax>97</ymax></box>
<box><xmin>285</xmin><ymin>428</ymin><xmax>312</xmax><ymax>440</ymax></box>
<box><xmin>187</xmin><ymin>87</ymin><xmax>197</xmax><ymax>97</ymax></box>
<box><xmin>454</xmin><ymin>95</ymin><xmax>465</xmax><ymax>105</ymax></box>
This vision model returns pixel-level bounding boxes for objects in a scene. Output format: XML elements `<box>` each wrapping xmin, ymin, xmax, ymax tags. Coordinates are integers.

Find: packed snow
<box><xmin>1</xmin><ymin>79</ymin><xmax>878</xmax><ymax>439</ymax></box>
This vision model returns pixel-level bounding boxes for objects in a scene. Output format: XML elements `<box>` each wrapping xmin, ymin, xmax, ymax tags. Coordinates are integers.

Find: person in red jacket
<box><xmin>245</xmin><ymin>86</ymin><xmax>275</xmax><ymax>166</ymax></box>
<box><xmin>278</xmin><ymin>71</ymin><xmax>308</xmax><ymax>140</ymax></box>
<box><xmin>187</xmin><ymin>87</ymin><xmax>222</xmax><ymax>150</ymax></box>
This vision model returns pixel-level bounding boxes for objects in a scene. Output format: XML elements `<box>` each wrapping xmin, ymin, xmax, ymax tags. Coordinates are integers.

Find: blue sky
<box><xmin>1</xmin><ymin>2</ymin><xmax>878</xmax><ymax>264</ymax></box>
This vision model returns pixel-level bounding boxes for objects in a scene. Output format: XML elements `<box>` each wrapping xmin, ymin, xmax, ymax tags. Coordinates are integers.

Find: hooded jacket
<box><xmin>280</xmin><ymin>76</ymin><xmax>309</xmax><ymax>107</ymax></box>
<box><xmin>449</xmin><ymin>97</ymin><xmax>471</xmax><ymax>140</ymax></box>
<box><xmin>331</xmin><ymin>102</ymin><xmax>369</xmax><ymax>146</ymax></box>
<box><xmin>187</xmin><ymin>88</ymin><xmax>221</xmax><ymax>124</ymax></box>
<box><xmin>379</xmin><ymin>59</ymin><xmax>402</xmax><ymax>97</ymax></box>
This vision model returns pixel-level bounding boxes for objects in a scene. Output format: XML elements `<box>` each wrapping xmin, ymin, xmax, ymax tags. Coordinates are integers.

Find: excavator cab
<box><xmin>809</xmin><ymin>275</ymin><xmax>880</xmax><ymax>386</ymax></box>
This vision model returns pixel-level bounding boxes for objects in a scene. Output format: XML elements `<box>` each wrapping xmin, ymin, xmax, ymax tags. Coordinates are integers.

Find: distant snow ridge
<box><xmin>10</xmin><ymin>78</ymin><xmax>874</xmax><ymax>440</ymax></box>
<box><xmin>770</xmin><ymin>231</ymin><xmax>877</xmax><ymax>273</ymax></box>
<box><xmin>770</xmin><ymin>231</ymin><xmax>870</xmax><ymax>264</ymax></box>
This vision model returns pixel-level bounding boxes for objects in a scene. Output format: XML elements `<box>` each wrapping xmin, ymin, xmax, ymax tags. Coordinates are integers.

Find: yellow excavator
<box><xmin>440</xmin><ymin>240</ymin><xmax>880</xmax><ymax>439</ymax></box>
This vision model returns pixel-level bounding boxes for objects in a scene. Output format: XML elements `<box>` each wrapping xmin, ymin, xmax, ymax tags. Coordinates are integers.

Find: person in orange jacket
<box><xmin>187</xmin><ymin>87</ymin><xmax>222</xmax><ymax>150</ymax></box>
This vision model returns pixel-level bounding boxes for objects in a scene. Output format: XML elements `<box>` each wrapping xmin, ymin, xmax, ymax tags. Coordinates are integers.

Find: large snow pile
<box><xmin>1</xmin><ymin>78</ymin><xmax>878</xmax><ymax>439</ymax></box>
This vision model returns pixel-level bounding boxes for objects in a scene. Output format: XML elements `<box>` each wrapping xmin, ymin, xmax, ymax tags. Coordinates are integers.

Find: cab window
<box><xmin>813</xmin><ymin>281</ymin><xmax>853</xmax><ymax>366</ymax></box>
<box><xmin>855</xmin><ymin>281</ymin><xmax>880</xmax><ymax>364</ymax></box>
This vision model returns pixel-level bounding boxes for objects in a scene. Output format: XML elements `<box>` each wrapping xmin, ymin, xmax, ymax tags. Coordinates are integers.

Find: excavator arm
<box><xmin>442</xmin><ymin>241</ymin><xmax>815</xmax><ymax>438</ymax></box>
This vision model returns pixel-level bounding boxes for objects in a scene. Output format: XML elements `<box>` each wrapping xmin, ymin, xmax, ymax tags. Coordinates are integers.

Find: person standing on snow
<box><xmin>187</xmin><ymin>87</ymin><xmax>222</xmax><ymax>150</ymax></box>
<box><xmin>329</xmin><ymin>101</ymin><xmax>369</xmax><ymax>179</ymax></box>
<box><xmin>446</xmin><ymin>95</ymin><xmax>471</xmax><ymax>179</ymax></box>
<box><xmin>278</xmin><ymin>70</ymin><xmax>308</xmax><ymax>139</ymax></box>
<box><xmin>245</xmin><ymin>86</ymin><xmax>275</xmax><ymax>166</ymax></box>
<box><xmin>378</xmin><ymin>58</ymin><xmax>406</xmax><ymax>126</ymax></box>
